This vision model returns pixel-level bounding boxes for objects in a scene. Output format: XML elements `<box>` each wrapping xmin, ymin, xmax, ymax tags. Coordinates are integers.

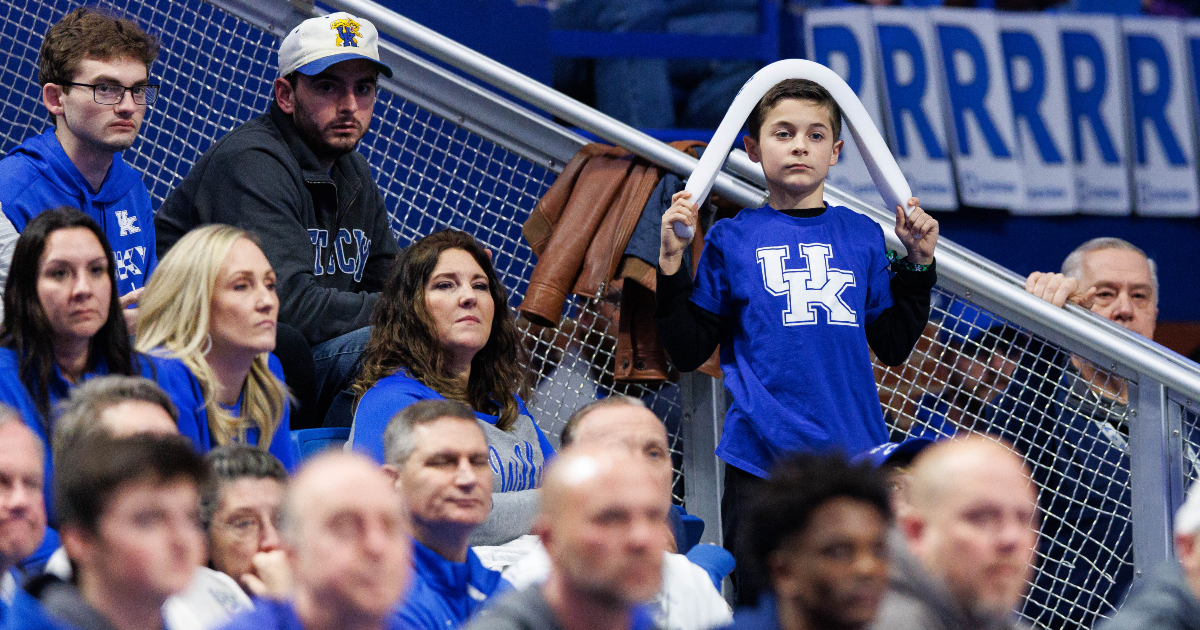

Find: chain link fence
<box><xmin>3</xmin><ymin>1</ymin><xmax>1196</xmax><ymax>629</ymax></box>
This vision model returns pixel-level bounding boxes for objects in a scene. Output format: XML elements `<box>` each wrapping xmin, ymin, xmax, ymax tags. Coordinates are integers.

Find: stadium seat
<box><xmin>291</xmin><ymin>427</ymin><xmax>351</xmax><ymax>461</ymax></box>
<box><xmin>670</xmin><ymin>505</ymin><xmax>707</xmax><ymax>554</ymax></box>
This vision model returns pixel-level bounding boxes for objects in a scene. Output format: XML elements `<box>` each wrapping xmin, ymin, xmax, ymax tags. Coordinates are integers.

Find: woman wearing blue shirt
<box><xmin>350</xmin><ymin>229</ymin><xmax>552</xmax><ymax>545</ymax></box>
<box><xmin>135</xmin><ymin>224</ymin><xmax>296</xmax><ymax>471</ymax></box>
<box><xmin>0</xmin><ymin>208</ymin><xmax>145</xmax><ymax>568</ymax></box>
<box><xmin>0</xmin><ymin>208</ymin><xmax>143</xmax><ymax>435</ymax></box>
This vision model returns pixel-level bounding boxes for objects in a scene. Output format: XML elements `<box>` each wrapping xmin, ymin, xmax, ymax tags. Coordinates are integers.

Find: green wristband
<box><xmin>887</xmin><ymin>249</ymin><xmax>931</xmax><ymax>272</ymax></box>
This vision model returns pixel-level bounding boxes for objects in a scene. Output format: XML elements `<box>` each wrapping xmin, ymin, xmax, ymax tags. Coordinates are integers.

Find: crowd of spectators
<box><xmin>0</xmin><ymin>6</ymin><xmax>1195</xmax><ymax>630</ymax></box>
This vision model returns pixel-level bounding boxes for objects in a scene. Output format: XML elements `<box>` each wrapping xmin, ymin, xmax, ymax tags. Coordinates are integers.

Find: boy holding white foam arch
<box><xmin>655</xmin><ymin>78</ymin><xmax>939</xmax><ymax>602</ymax></box>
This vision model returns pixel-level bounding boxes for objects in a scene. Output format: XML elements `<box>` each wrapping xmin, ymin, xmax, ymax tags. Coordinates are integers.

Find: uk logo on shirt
<box><xmin>115</xmin><ymin>210</ymin><xmax>140</xmax><ymax>236</ymax></box>
<box><xmin>756</xmin><ymin>243</ymin><xmax>857</xmax><ymax>326</ymax></box>
<box><xmin>114</xmin><ymin>246</ymin><xmax>146</xmax><ymax>281</ymax></box>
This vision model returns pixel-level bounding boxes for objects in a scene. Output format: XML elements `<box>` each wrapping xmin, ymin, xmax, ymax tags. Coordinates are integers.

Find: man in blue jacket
<box><xmin>0</xmin><ymin>8</ymin><xmax>160</xmax><ymax>325</ymax></box>
<box><xmin>382</xmin><ymin>400</ymin><xmax>509</xmax><ymax>630</ymax></box>
<box><xmin>0</xmin><ymin>413</ymin><xmax>68</xmax><ymax>630</ymax></box>
<box><xmin>220</xmin><ymin>451</ymin><xmax>413</xmax><ymax>630</ymax></box>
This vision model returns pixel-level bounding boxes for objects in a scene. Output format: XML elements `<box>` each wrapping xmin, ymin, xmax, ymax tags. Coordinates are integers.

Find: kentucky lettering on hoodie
<box><xmin>0</xmin><ymin>130</ymin><xmax>157</xmax><ymax>297</ymax></box>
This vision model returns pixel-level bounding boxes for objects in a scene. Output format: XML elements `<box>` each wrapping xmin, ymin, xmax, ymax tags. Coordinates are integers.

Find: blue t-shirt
<box><xmin>148</xmin><ymin>352</ymin><xmax>298</xmax><ymax>472</ymax></box>
<box><xmin>690</xmin><ymin>204</ymin><xmax>893</xmax><ymax>476</ymax></box>
<box><xmin>0</xmin><ymin>130</ymin><xmax>157</xmax><ymax>295</ymax></box>
<box><xmin>351</xmin><ymin>371</ymin><xmax>554</xmax><ymax>476</ymax></box>
<box><xmin>395</xmin><ymin>539</ymin><xmax>510</xmax><ymax>630</ymax></box>
<box><xmin>220</xmin><ymin>598</ymin><xmax>406</xmax><ymax>630</ymax></box>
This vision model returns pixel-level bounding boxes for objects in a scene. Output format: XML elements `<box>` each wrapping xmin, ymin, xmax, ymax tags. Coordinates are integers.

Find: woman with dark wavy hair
<box><xmin>0</xmin><ymin>207</ymin><xmax>144</xmax><ymax>567</ymax></box>
<box><xmin>349</xmin><ymin>229</ymin><xmax>553</xmax><ymax>545</ymax></box>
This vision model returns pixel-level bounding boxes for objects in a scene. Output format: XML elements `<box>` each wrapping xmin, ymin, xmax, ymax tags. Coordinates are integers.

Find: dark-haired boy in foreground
<box><xmin>32</xmin><ymin>433</ymin><xmax>206</xmax><ymax>630</ymax></box>
<box><xmin>730</xmin><ymin>453</ymin><xmax>892</xmax><ymax>630</ymax></box>
<box><xmin>655</xmin><ymin>79</ymin><xmax>939</xmax><ymax>601</ymax></box>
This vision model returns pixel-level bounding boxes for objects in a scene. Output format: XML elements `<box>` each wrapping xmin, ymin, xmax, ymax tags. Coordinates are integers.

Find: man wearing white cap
<box><xmin>155</xmin><ymin>12</ymin><xmax>401</xmax><ymax>425</ymax></box>
<box><xmin>1099</xmin><ymin>481</ymin><xmax>1200</xmax><ymax>630</ymax></box>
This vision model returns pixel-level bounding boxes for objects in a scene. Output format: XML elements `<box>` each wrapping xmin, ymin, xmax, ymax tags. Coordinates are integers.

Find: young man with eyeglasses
<box><xmin>0</xmin><ymin>8</ymin><xmax>160</xmax><ymax>326</ymax></box>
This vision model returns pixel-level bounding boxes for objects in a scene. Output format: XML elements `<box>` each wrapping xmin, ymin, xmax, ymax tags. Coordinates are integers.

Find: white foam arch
<box><xmin>674</xmin><ymin>58</ymin><xmax>912</xmax><ymax>238</ymax></box>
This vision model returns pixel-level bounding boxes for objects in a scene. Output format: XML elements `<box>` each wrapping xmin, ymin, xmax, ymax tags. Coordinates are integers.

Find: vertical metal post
<box><xmin>1129</xmin><ymin>375</ymin><xmax>1177</xmax><ymax>577</ymax></box>
<box><xmin>680</xmin><ymin>372</ymin><xmax>726</xmax><ymax>546</ymax></box>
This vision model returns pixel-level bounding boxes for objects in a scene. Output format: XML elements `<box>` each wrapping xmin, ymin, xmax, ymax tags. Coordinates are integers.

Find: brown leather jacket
<box><xmin>520</xmin><ymin>141</ymin><xmax>709</xmax><ymax>383</ymax></box>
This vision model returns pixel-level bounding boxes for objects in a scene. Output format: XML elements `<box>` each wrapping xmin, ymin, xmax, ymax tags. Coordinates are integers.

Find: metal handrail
<box><xmin>319</xmin><ymin>0</ymin><xmax>1200</xmax><ymax>400</ymax></box>
<box><xmin>324</xmin><ymin>0</ymin><xmax>769</xmax><ymax>211</ymax></box>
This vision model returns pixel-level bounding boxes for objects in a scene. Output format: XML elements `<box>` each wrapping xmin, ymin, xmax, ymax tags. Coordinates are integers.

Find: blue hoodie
<box><xmin>395</xmin><ymin>539</ymin><xmax>510</xmax><ymax>630</ymax></box>
<box><xmin>0</xmin><ymin>130</ymin><xmax>157</xmax><ymax>295</ymax></box>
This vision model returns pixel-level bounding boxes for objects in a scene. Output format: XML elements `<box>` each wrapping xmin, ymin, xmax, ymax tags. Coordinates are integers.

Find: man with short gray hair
<box><xmin>0</xmin><ymin>409</ymin><xmax>65</xmax><ymax>629</ymax></box>
<box><xmin>1026</xmin><ymin>236</ymin><xmax>1157</xmax><ymax>340</ymax></box>
<box><xmin>1023</xmin><ymin>237</ymin><xmax>1170</xmax><ymax>630</ymax></box>
<box><xmin>382</xmin><ymin>399</ymin><xmax>509</xmax><ymax>630</ymax></box>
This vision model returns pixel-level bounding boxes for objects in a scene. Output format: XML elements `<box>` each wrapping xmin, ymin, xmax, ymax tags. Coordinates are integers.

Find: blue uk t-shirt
<box><xmin>690</xmin><ymin>204</ymin><xmax>893</xmax><ymax>476</ymax></box>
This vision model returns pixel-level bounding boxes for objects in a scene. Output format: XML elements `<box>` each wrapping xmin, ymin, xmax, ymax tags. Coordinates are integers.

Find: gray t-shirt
<box><xmin>464</xmin><ymin>586</ymin><xmax>563</xmax><ymax>630</ymax></box>
<box><xmin>470</xmin><ymin>413</ymin><xmax>547</xmax><ymax>546</ymax></box>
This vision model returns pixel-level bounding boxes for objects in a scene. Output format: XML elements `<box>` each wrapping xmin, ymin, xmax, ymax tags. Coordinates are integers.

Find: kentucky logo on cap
<box><xmin>277</xmin><ymin>12</ymin><xmax>394</xmax><ymax>78</ymax></box>
<box><xmin>331</xmin><ymin>18</ymin><xmax>360</xmax><ymax>48</ymax></box>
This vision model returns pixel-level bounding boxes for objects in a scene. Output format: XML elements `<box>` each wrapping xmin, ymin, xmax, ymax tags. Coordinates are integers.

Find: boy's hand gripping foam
<box><xmin>673</xmin><ymin>59</ymin><xmax>912</xmax><ymax>239</ymax></box>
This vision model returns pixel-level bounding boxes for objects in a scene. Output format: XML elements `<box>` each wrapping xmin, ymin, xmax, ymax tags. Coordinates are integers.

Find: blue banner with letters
<box><xmin>806</xmin><ymin>7</ymin><xmax>1200</xmax><ymax>217</ymax></box>
<box><xmin>997</xmin><ymin>13</ymin><xmax>1077</xmax><ymax>214</ymax></box>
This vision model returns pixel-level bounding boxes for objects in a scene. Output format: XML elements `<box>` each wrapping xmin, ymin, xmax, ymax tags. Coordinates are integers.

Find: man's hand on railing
<box><xmin>1025</xmin><ymin>272</ymin><xmax>1097</xmax><ymax>309</ymax></box>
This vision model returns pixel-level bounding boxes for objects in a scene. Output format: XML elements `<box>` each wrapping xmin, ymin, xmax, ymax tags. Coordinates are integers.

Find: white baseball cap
<box><xmin>278</xmin><ymin>12</ymin><xmax>394</xmax><ymax>78</ymax></box>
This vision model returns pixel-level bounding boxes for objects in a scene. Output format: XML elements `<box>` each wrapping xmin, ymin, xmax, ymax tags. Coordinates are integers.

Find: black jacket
<box><xmin>156</xmin><ymin>103</ymin><xmax>399</xmax><ymax>345</ymax></box>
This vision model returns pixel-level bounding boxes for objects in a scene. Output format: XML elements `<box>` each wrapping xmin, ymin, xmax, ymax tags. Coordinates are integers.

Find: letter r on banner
<box><xmin>877</xmin><ymin>24</ymin><xmax>946</xmax><ymax>159</ymax></box>
<box><xmin>937</xmin><ymin>25</ymin><xmax>1011</xmax><ymax>158</ymax></box>
<box><xmin>1127</xmin><ymin>34</ymin><xmax>1186</xmax><ymax>166</ymax></box>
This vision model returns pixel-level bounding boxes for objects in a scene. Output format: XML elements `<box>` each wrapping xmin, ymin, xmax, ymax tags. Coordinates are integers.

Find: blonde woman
<box><xmin>137</xmin><ymin>224</ymin><xmax>297</xmax><ymax>470</ymax></box>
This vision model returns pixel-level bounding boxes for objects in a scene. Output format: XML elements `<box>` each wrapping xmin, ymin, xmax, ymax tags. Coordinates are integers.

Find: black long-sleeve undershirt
<box><xmin>654</xmin><ymin>208</ymin><xmax>937</xmax><ymax>371</ymax></box>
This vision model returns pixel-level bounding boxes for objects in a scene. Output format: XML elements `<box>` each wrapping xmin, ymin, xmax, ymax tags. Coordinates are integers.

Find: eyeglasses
<box><xmin>64</xmin><ymin>82</ymin><xmax>160</xmax><ymax>106</ymax></box>
<box><xmin>220</xmin><ymin>512</ymin><xmax>282</xmax><ymax>541</ymax></box>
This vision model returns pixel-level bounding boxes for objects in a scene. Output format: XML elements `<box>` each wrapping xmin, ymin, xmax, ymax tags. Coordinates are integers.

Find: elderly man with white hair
<box><xmin>1098</xmin><ymin>481</ymin><xmax>1200</xmax><ymax>630</ymax></box>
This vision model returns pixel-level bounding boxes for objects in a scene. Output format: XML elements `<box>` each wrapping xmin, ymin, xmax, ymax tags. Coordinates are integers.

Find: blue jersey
<box><xmin>350</xmin><ymin>371</ymin><xmax>554</xmax><ymax>482</ymax></box>
<box><xmin>395</xmin><ymin>540</ymin><xmax>510</xmax><ymax>630</ymax></box>
<box><xmin>690</xmin><ymin>205</ymin><xmax>893</xmax><ymax>476</ymax></box>
<box><xmin>0</xmin><ymin>130</ymin><xmax>157</xmax><ymax>295</ymax></box>
<box><xmin>148</xmin><ymin>352</ymin><xmax>298</xmax><ymax>472</ymax></box>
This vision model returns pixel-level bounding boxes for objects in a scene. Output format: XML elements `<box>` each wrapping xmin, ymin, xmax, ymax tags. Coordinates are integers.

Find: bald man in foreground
<box><xmin>502</xmin><ymin>396</ymin><xmax>732</xmax><ymax>630</ymax></box>
<box><xmin>220</xmin><ymin>452</ymin><xmax>412</xmax><ymax>630</ymax></box>
<box><xmin>870</xmin><ymin>437</ymin><xmax>1038</xmax><ymax>630</ymax></box>
<box><xmin>466</xmin><ymin>448</ymin><xmax>669</xmax><ymax>630</ymax></box>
